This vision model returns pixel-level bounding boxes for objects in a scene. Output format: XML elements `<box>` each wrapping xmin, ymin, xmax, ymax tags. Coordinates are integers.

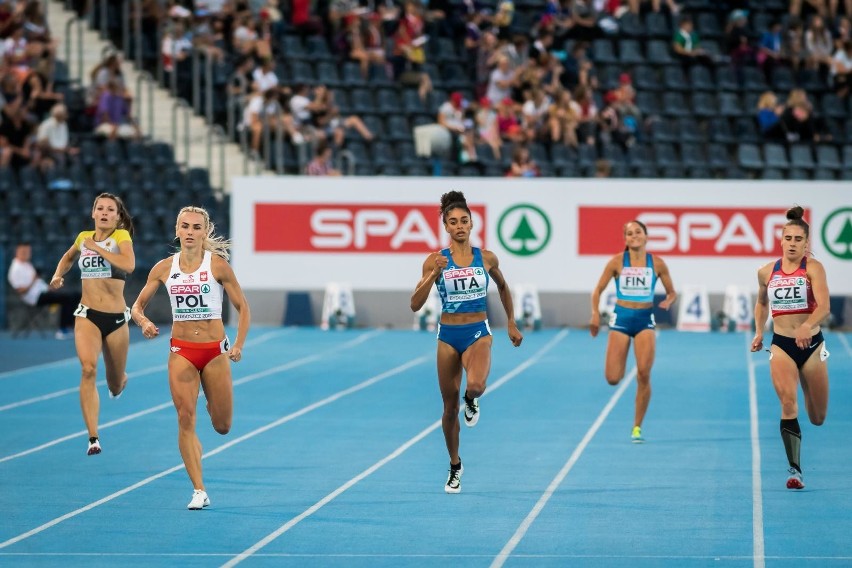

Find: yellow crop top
<box><xmin>75</xmin><ymin>229</ymin><xmax>132</xmax><ymax>280</ymax></box>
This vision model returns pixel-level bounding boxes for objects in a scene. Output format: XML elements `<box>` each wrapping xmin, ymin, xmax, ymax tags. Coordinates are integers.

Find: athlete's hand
<box><xmin>141</xmin><ymin>319</ymin><xmax>159</xmax><ymax>339</ymax></box>
<box><xmin>794</xmin><ymin>323</ymin><xmax>812</xmax><ymax>350</ymax></box>
<box><xmin>750</xmin><ymin>333</ymin><xmax>763</xmax><ymax>352</ymax></box>
<box><xmin>658</xmin><ymin>297</ymin><xmax>674</xmax><ymax>310</ymax></box>
<box><xmin>589</xmin><ymin>313</ymin><xmax>600</xmax><ymax>338</ymax></box>
<box><xmin>228</xmin><ymin>346</ymin><xmax>242</xmax><ymax>362</ymax></box>
<box><xmin>49</xmin><ymin>276</ymin><xmax>64</xmax><ymax>289</ymax></box>
<box><xmin>82</xmin><ymin>237</ymin><xmax>101</xmax><ymax>253</ymax></box>
<box><xmin>508</xmin><ymin>323</ymin><xmax>523</xmax><ymax>347</ymax></box>
<box><xmin>431</xmin><ymin>253</ymin><xmax>448</xmax><ymax>277</ymax></box>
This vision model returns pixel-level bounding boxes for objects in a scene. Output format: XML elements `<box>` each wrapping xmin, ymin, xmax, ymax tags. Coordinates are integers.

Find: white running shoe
<box><xmin>445</xmin><ymin>463</ymin><xmax>464</xmax><ymax>494</ymax></box>
<box><xmin>187</xmin><ymin>489</ymin><xmax>210</xmax><ymax>510</ymax></box>
<box><xmin>87</xmin><ymin>438</ymin><xmax>101</xmax><ymax>456</ymax></box>
<box><xmin>786</xmin><ymin>467</ymin><xmax>805</xmax><ymax>490</ymax></box>
<box><xmin>186</xmin><ymin>489</ymin><xmax>210</xmax><ymax>511</ymax></box>
<box><xmin>463</xmin><ymin>396</ymin><xmax>479</xmax><ymax>427</ymax></box>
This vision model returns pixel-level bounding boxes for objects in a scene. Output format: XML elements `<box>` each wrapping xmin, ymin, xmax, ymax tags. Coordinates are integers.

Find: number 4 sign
<box><xmin>677</xmin><ymin>285</ymin><xmax>711</xmax><ymax>331</ymax></box>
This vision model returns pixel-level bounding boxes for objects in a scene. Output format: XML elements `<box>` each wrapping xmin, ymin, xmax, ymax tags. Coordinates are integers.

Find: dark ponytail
<box><xmin>440</xmin><ymin>190</ymin><xmax>471</xmax><ymax>222</ymax></box>
<box><xmin>784</xmin><ymin>205</ymin><xmax>808</xmax><ymax>239</ymax></box>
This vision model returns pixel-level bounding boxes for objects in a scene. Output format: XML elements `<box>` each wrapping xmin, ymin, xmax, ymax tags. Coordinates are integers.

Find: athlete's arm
<box><xmin>796</xmin><ymin>258</ymin><xmax>830</xmax><ymax>348</ymax></box>
<box><xmin>410</xmin><ymin>252</ymin><xmax>446</xmax><ymax>312</ymax></box>
<box><xmin>655</xmin><ymin>256</ymin><xmax>677</xmax><ymax>310</ymax></box>
<box><xmin>49</xmin><ymin>242</ymin><xmax>81</xmax><ymax>289</ymax></box>
<box><xmin>131</xmin><ymin>258</ymin><xmax>169</xmax><ymax>339</ymax></box>
<box><xmin>484</xmin><ymin>249</ymin><xmax>522</xmax><ymax>347</ymax></box>
<box><xmin>83</xmin><ymin>237</ymin><xmax>136</xmax><ymax>275</ymax></box>
<box><xmin>213</xmin><ymin>255</ymin><xmax>251</xmax><ymax>362</ymax></box>
<box><xmin>589</xmin><ymin>256</ymin><xmax>618</xmax><ymax>338</ymax></box>
<box><xmin>751</xmin><ymin>263</ymin><xmax>771</xmax><ymax>352</ymax></box>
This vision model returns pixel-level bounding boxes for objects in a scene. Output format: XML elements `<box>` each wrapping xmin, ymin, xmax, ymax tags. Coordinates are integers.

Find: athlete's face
<box><xmin>176</xmin><ymin>212</ymin><xmax>206</xmax><ymax>248</ymax></box>
<box><xmin>623</xmin><ymin>222</ymin><xmax>647</xmax><ymax>249</ymax></box>
<box><xmin>444</xmin><ymin>208</ymin><xmax>472</xmax><ymax>242</ymax></box>
<box><xmin>781</xmin><ymin>225</ymin><xmax>807</xmax><ymax>259</ymax></box>
<box><xmin>91</xmin><ymin>198</ymin><xmax>119</xmax><ymax>230</ymax></box>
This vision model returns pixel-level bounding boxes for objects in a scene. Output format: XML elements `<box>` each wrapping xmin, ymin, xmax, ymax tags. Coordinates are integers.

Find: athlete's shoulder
<box><xmin>113</xmin><ymin>229</ymin><xmax>132</xmax><ymax>243</ymax></box>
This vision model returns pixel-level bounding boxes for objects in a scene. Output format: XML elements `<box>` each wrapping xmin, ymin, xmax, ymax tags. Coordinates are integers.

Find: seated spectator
<box><xmin>94</xmin><ymin>79</ymin><xmax>141</xmax><ymax>140</ymax></box>
<box><xmin>522</xmin><ymin>87</ymin><xmax>551</xmax><ymax>142</ymax></box>
<box><xmin>831</xmin><ymin>39</ymin><xmax>852</xmax><ymax>97</ymax></box>
<box><xmin>506</xmin><ymin>145</ymin><xmax>539</xmax><ymax>177</ymax></box>
<box><xmin>22</xmin><ymin>56</ymin><xmax>63</xmax><ymax>120</ymax></box>
<box><xmin>36</xmin><ymin>103</ymin><xmax>78</xmax><ymax>171</ymax></box>
<box><xmin>22</xmin><ymin>0</ymin><xmax>57</xmax><ymax>63</ymax></box>
<box><xmin>161</xmin><ymin>19</ymin><xmax>193</xmax><ymax>92</ymax></box>
<box><xmin>343</xmin><ymin>13</ymin><xmax>387</xmax><ymax>80</ymax></box>
<box><xmin>391</xmin><ymin>1</ymin><xmax>433</xmax><ymax>101</ymax></box>
<box><xmin>252</xmin><ymin>57</ymin><xmax>279</xmax><ymax>93</ymax></box>
<box><xmin>306</xmin><ymin>141</ymin><xmax>341</xmax><ymax>175</ymax></box>
<box><xmin>311</xmin><ymin>84</ymin><xmax>373</xmax><ymax>147</ymax></box>
<box><xmin>486</xmin><ymin>55</ymin><xmax>516</xmax><ymax>107</ymax></box>
<box><xmin>437</xmin><ymin>91</ymin><xmax>477</xmax><ymax>163</ymax></box>
<box><xmin>805</xmin><ymin>14</ymin><xmax>834</xmax><ymax>75</ymax></box>
<box><xmin>773</xmin><ymin>102</ymin><xmax>819</xmax><ymax>142</ymax></box>
<box><xmin>785</xmin><ymin>16</ymin><xmax>807</xmax><ymax>72</ymax></box>
<box><xmin>672</xmin><ymin>15</ymin><xmax>714</xmax><ymax>71</ymax></box>
<box><xmin>835</xmin><ymin>16</ymin><xmax>851</xmax><ymax>52</ymax></box>
<box><xmin>725</xmin><ymin>9</ymin><xmax>755</xmax><ymax>69</ymax></box>
<box><xmin>291</xmin><ymin>0</ymin><xmax>324</xmax><ymax>36</ymax></box>
<box><xmin>475</xmin><ymin>96</ymin><xmax>502</xmax><ymax>160</ymax></box>
<box><xmin>0</xmin><ymin>100</ymin><xmax>36</xmax><ymax>170</ymax></box>
<box><xmin>548</xmin><ymin>88</ymin><xmax>580</xmax><ymax>147</ymax></box>
<box><xmin>7</xmin><ymin>242</ymin><xmax>79</xmax><ymax>339</ymax></box>
<box><xmin>496</xmin><ymin>97</ymin><xmax>526</xmax><ymax>144</ymax></box>
<box><xmin>757</xmin><ymin>20</ymin><xmax>787</xmax><ymax>79</ymax></box>
<box><xmin>756</xmin><ymin>91</ymin><xmax>783</xmax><ymax>135</ymax></box>
<box><xmin>573</xmin><ymin>84</ymin><xmax>598</xmax><ymax>146</ymax></box>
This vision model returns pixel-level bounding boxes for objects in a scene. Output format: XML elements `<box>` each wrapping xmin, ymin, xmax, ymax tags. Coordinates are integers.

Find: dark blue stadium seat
<box><xmin>737</xmin><ymin>143</ymin><xmax>764</xmax><ymax>172</ymax></box>
<box><xmin>591</xmin><ymin>40</ymin><xmax>618</xmax><ymax>64</ymax></box>
<box><xmin>619</xmin><ymin>40</ymin><xmax>645</xmax><ymax>65</ymax></box>
<box><xmin>762</xmin><ymin>143</ymin><xmax>790</xmax><ymax>170</ymax></box>
<box><xmin>663</xmin><ymin>66</ymin><xmax>688</xmax><ymax>92</ymax></box>
<box><xmin>815</xmin><ymin>145</ymin><xmax>842</xmax><ymax>171</ymax></box>
<box><xmin>789</xmin><ymin>144</ymin><xmax>815</xmax><ymax>170</ymax></box>
<box><xmin>646</xmin><ymin>40</ymin><xmax>674</xmax><ymax>65</ymax></box>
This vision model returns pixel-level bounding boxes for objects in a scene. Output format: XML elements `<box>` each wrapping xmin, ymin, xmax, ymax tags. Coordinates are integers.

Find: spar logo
<box><xmin>578</xmin><ymin>207</ymin><xmax>796</xmax><ymax>256</ymax></box>
<box><xmin>497</xmin><ymin>204</ymin><xmax>551</xmax><ymax>256</ymax></box>
<box><xmin>254</xmin><ymin>203</ymin><xmax>485</xmax><ymax>253</ymax></box>
<box><xmin>821</xmin><ymin>207</ymin><xmax>852</xmax><ymax>260</ymax></box>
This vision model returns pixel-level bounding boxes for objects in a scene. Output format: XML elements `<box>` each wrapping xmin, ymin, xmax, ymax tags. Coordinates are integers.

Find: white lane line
<box><xmin>0</xmin><ymin>352</ymin><xmax>426</xmax><ymax>550</ymax></box>
<box><xmin>0</xmin><ymin>330</ymin><xmax>383</xmax><ymax>463</ymax></box>
<box><xmin>221</xmin><ymin>330</ymin><xmax>570</xmax><ymax>568</ymax></box>
<box><xmin>490</xmin><ymin>366</ymin><xmax>636</xmax><ymax>568</ymax></box>
<box><xmin>746</xmin><ymin>332</ymin><xmax>765</xmax><ymax>568</ymax></box>
<box><xmin>834</xmin><ymin>332</ymin><xmax>852</xmax><ymax>358</ymax></box>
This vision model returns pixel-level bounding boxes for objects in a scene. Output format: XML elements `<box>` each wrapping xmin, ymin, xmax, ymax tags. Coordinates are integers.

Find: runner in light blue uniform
<box><xmin>411</xmin><ymin>190</ymin><xmax>523</xmax><ymax>494</ymax></box>
<box><xmin>590</xmin><ymin>220</ymin><xmax>677</xmax><ymax>443</ymax></box>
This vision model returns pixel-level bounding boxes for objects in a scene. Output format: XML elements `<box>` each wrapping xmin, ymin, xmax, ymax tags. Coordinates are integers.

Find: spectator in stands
<box><xmin>506</xmin><ymin>145</ymin><xmax>539</xmax><ymax>177</ymax></box>
<box><xmin>306</xmin><ymin>141</ymin><xmax>341</xmax><ymax>175</ymax></box>
<box><xmin>756</xmin><ymin>91</ymin><xmax>783</xmax><ymax>136</ymax></box>
<box><xmin>311</xmin><ymin>84</ymin><xmax>373</xmax><ymax>147</ymax></box>
<box><xmin>438</xmin><ymin>91</ymin><xmax>478</xmax><ymax>163</ymax></box>
<box><xmin>344</xmin><ymin>13</ymin><xmax>387</xmax><ymax>80</ymax></box>
<box><xmin>7</xmin><ymin>242</ymin><xmax>79</xmax><ymax>339</ymax></box>
<box><xmin>785</xmin><ymin>16</ymin><xmax>807</xmax><ymax>73</ymax></box>
<box><xmin>492</xmin><ymin>0</ymin><xmax>515</xmax><ymax>40</ymax></box>
<box><xmin>475</xmin><ymin>30</ymin><xmax>499</xmax><ymax>99</ymax></box>
<box><xmin>251</xmin><ymin>56</ymin><xmax>278</xmax><ymax>92</ymax></box>
<box><xmin>391</xmin><ymin>0</ymin><xmax>433</xmax><ymax>101</ymax></box>
<box><xmin>232</xmin><ymin>13</ymin><xmax>261</xmax><ymax>57</ymax></box>
<box><xmin>22</xmin><ymin>56</ymin><xmax>63</xmax><ymax>120</ymax></box>
<box><xmin>775</xmin><ymin>102</ymin><xmax>820</xmax><ymax>143</ymax></box>
<box><xmin>835</xmin><ymin>16</ymin><xmax>851</xmax><ymax>51</ymax></box>
<box><xmin>0</xmin><ymin>98</ymin><xmax>35</xmax><ymax>170</ymax></box>
<box><xmin>291</xmin><ymin>0</ymin><xmax>324</xmax><ymax>36</ymax></box>
<box><xmin>758</xmin><ymin>20</ymin><xmax>787</xmax><ymax>80</ymax></box>
<box><xmin>521</xmin><ymin>86</ymin><xmax>551</xmax><ymax>143</ymax></box>
<box><xmin>94</xmin><ymin>79</ymin><xmax>141</xmax><ymax>140</ymax></box>
<box><xmin>627</xmin><ymin>0</ymin><xmax>680</xmax><ymax>16</ymax></box>
<box><xmin>789</xmin><ymin>0</ymin><xmax>829</xmax><ymax>19</ymax></box>
<box><xmin>672</xmin><ymin>15</ymin><xmax>714</xmax><ymax>71</ymax></box>
<box><xmin>805</xmin><ymin>14</ymin><xmax>834</xmax><ymax>76</ymax></box>
<box><xmin>475</xmin><ymin>96</ymin><xmax>502</xmax><ymax>160</ymax></box>
<box><xmin>36</xmin><ymin>102</ymin><xmax>78</xmax><ymax>171</ymax></box>
<box><xmin>831</xmin><ymin>39</ymin><xmax>852</xmax><ymax>97</ymax></box>
<box><xmin>573</xmin><ymin>84</ymin><xmax>598</xmax><ymax>146</ymax></box>
<box><xmin>548</xmin><ymin>87</ymin><xmax>579</xmax><ymax>147</ymax></box>
<box><xmin>22</xmin><ymin>0</ymin><xmax>56</xmax><ymax>63</ymax></box>
<box><xmin>496</xmin><ymin>96</ymin><xmax>525</xmax><ymax>144</ymax></box>
<box><xmin>725</xmin><ymin>9</ymin><xmax>755</xmax><ymax>70</ymax></box>
<box><xmin>161</xmin><ymin>18</ymin><xmax>193</xmax><ymax>92</ymax></box>
<box><xmin>4</xmin><ymin>24</ymin><xmax>31</xmax><ymax>72</ymax></box>
<box><xmin>486</xmin><ymin>55</ymin><xmax>516</xmax><ymax>106</ymax></box>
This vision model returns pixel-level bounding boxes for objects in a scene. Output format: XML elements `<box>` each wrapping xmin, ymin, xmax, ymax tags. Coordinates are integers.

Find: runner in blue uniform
<box><xmin>411</xmin><ymin>190</ymin><xmax>523</xmax><ymax>493</ymax></box>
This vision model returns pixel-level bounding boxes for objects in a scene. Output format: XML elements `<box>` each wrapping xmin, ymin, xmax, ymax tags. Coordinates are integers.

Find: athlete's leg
<box><xmin>101</xmin><ymin>324</ymin><xmax>130</xmax><ymax>397</ymax></box>
<box><xmin>770</xmin><ymin>345</ymin><xmax>804</xmax><ymax>473</ymax></box>
<box><xmin>169</xmin><ymin>353</ymin><xmax>205</xmax><ymax>490</ymax></box>
<box><xmin>437</xmin><ymin>341</ymin><xmax>463</xmax><ymax>465</ymax></box>
<box><xmin>631</xmin><ymin>329</ymin><xmax>656</xmax><ymax>428</ymax></box>
<box><xmin>799</xmin><ymin>344</ymin><xmax>829</xmax><ymax>426</ymax></box>
<box><xmin>604</xmin><ymin>331</ymin><xmax>631</xmax><ymax>385</ymax></box>
<box><xmin>461</xmin><ymin>335</ymin><xmax>493</xmax><ymax>398</ymax></box>
<box><xmin>200</xmin><ymin>355</ymin><xmax>233</xmax><ymax>435</ymax></box>
<box><xmin>75</xmin><ymin>317</ymin><xmax>104</xmax><ymax>438</ymax></box>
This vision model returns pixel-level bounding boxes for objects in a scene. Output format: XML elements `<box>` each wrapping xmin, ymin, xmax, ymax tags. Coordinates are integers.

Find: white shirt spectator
<box><xmin>438</xmin><ymin>101</ymin><xmax>465</xmax><ymax>131</ymax></box>
<box><xmin>37</xmin><ymin>113</ymin><xmax>70</xmax><ymax>150</ymax></box>
<box><xmin>8</xmin><ymin>257</ymin><xmax>48</xmax><ymax>306</ymax></box>
<box><xmin>522</xmin><ymin>96</ymin><xmax>551</xmax><ymax>127</ymax></box>
<box><xmin>831</xmin><ymin>46</ymin><xmax>852</xmax><ymax>78</ymax></box>
<box><xmin>162</xmin><ymin>33</ymin><xmax>193</xmax><ymax>73</ymax></box>
<box><xmin>290</xmin><ymin>93</ymin><xmax>312</xmax><ymax>126</ymax></box>
<box><xmin>252</xmin><ymin>67</ymin><xmax>279</xmax><ymax>92</ymax></box>
<box><xmin>241</xmin><ymin>92</ymin><xmax>263</xmax><ymax>130</ymax></box>
<box><xmin>486</xmin><ymin>66</ymin><xmax>513</xmax><ymax>106</ymax></box>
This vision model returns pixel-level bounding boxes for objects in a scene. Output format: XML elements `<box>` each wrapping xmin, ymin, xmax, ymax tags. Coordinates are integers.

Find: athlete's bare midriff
<box><xmin>440</xmin><ymin>311</ymin><xmax>487</xmax><ymax>325</ymax></box>
<box><xmin>172</xmin><ymin>319</ymin><xmax>227</xmax><ymax>342</ymax></box>
<box><xmin>80</xmin><ymin>279</ymin><xmax>126</xmax><ymax>313</ymax></box>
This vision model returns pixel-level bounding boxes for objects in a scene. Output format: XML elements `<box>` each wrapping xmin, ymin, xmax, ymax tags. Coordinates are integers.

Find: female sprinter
<box><xmin>50</xmin><ymin>192</ymin><xmax>135</xmax><ymax>456</ymax></box>
<box><xmin>132</xmin><ymin>206</ymin><xmax>250</xmax><ymax>510</ymax></box>
<box><xmin>751</xmin><ymin>205</ymin><xmax>830</xmax><ymax>490</ymax></box>
<box><xmin>589</xmin><ymin>220</ymin><xmax>676</xmax><ymax>443</ymax></box>
<box><xmin>410</xmin><ymin>190</ymin><xmax>523</xmax><ymax>494</ymax></box>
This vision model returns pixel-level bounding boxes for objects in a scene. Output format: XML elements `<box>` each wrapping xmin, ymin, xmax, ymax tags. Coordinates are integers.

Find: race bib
<box><xmin>442</xmin><ymin>266</ymin><xmax>487</xmax><ymax>303</ymax></box>
<box><xmin>768</xmin><ymin>276</ymin><xmax>808</xmax><ymax>313</ymax></box>
<box><xmin>618</xmin><ymin>267</ymin><xmax>653</xmax><ymax>298</ymax></box>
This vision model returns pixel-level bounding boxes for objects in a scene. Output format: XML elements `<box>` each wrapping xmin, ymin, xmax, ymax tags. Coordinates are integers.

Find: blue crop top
<box><xmin>435</xmin><ymin>247</ymin><xmax>490</xmax><ymax>314</ymax></box>
<box><xmin>615</xmin><ymin>251</ymin><xmax>657</xmax><ymax>304</ymax></box>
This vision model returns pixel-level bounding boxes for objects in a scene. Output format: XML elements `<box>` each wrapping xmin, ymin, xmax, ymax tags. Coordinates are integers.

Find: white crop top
<box><xmin>166</xmin><ymin>251</ymin><xmax>224</xmax><ymax>321</ymax></box>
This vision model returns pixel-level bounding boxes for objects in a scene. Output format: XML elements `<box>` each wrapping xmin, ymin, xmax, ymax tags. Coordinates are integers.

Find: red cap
<box><xmin>619</xmin><ymin>73</ymin><xmax>632</xmax><ymax>84</ymax></box>
<box><xmin>479</xmin><ymin>96</ymin><xmax>491</xmax><ymax>107</ymax></box>
<box><xmin>450</xmin><ymin>91</ymin><xmax>464</xmax><ymax>107</ymax></box>
<box><xmin>501</xmin><ymin>97</ymin><xmax>514</xmax><ymax>106</ymax></box>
